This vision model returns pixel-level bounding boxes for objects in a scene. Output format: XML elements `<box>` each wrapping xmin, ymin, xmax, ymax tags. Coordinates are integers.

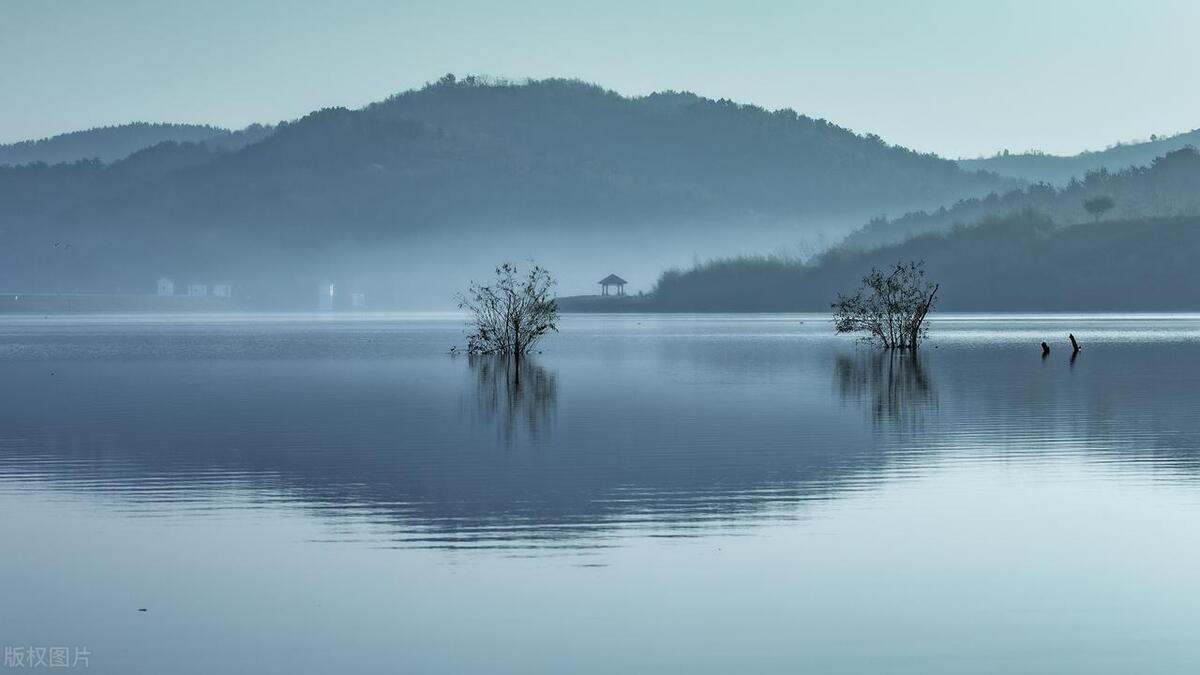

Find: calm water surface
<box><xmin>2</xmin><ymin>313</ymin><xmax>1200</xmax><ymax>673</ymax></box>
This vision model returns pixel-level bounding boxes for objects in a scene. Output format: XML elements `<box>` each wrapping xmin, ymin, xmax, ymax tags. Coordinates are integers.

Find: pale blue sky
<box><xmin>2</xmin><ymin>0</ymin><xmax>1197</xmax><ymax>158</ymax></box>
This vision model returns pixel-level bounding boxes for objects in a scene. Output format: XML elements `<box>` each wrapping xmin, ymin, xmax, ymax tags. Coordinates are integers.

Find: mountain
<box><xmin>364</xmin><ymin>77</ymin><xmax>1005</xmax><ymax>217</ymax></box>
<box><xmin>841</xmin><ymin>147</ymin><xmax>1200</xmax><ymax>250</ymax></box>
<box><xmin>0</xmin><ymin>76</ymin><xmax>1011</xmax><ymax>306</ymax></box>
<box><xmin>958</xmin><ymin>129</ymin><xmax>1200</xmax><ymax>185</ymax></box>
<box><xmin>639</xmin><ymin>210</ymin><xmax>1200</xmax><ymax>312</ymax></box>
<box><xmin>0</xmin><ymin>122</ymin><xmax>232</xmax><ymax>166</ymax></box>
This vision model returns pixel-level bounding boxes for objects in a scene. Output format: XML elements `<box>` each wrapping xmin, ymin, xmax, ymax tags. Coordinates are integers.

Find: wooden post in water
<box><xmin>1069</xmin><ymin>334</ymin><xmax>1081</xmax><ymax>353</ymax></box>
<box><xmin>1041</xmin><ymin>341</ymin><xmax>1050</xmax><ymax>357</ymax></box>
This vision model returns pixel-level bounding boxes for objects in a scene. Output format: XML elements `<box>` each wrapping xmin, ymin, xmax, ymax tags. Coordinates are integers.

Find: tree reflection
<box><xmin>466</xmin><ymin>354</ymin><xmax>557</xmax><ymax>446</ymax></box>
<box><xmin>835</xmin><ymin>351</ymin><xmax>937</xmax><ymax>428</ymax></box>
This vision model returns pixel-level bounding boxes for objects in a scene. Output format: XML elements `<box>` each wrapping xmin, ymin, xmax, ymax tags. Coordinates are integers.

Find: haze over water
<box><xmin>2</xmin><ymin>313</ymin><xmax>1200</xmax><ymax>674</ymax></box>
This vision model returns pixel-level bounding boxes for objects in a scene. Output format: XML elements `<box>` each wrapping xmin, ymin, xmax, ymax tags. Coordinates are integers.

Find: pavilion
<box><xmin>598</xmin><ymin>274</ymin><xmax>628</xmax><ymax>296</ymax></box>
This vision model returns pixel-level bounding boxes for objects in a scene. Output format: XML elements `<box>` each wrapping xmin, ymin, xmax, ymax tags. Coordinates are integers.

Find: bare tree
<box><xmin>457</xmin><ymin>263</ymin><xmax>558</xmax><ymax>357</ymax></box>
<box><xmin>832</xmin><ymin>261</ymin><xmax>938</xmax><ymax>349</ymax></box>
<box><xmin>1083</xmin><ymin>195</ymin><xmax>1115</xmax><ymax>222</ymax></box>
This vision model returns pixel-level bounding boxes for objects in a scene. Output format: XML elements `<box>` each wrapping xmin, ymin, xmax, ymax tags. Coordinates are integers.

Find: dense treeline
<box><xmin>649</xmin><ymin>210</ymin><xmax>1200</xmax><ymax>312</ymax></box>
<box><xmin>842</xmin><ymin>147</ymin><xmax>1200</xmax><ymax>250</ymax></box>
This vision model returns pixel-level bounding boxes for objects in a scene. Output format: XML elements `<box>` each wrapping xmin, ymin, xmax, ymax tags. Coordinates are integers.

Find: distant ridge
<box><xmin>958</xmin><ymin>128</ymin><xmax>1200</xmax><ymax>185</ymax></box>
<box><xmin>0</xmin><ymin>122</ymin><xmax>276</xmax><ymax>166</ymax></box>
<box><xmin>0</xmin><ymin>122</ymin><xmax>227</xmax><ymax>165</ymax></box>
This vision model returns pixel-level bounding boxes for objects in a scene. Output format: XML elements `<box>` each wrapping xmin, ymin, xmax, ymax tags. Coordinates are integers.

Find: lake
<box><xmin>2</xmin><ymin>313</ymin><xmax>1200</xmax><ymax>674</ymax></box>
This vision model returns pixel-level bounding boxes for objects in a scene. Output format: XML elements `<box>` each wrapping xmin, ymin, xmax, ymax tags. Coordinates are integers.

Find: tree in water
<box><xmin>457</xmin><ymin>263</ymin><xmax>558</xmax><ymax>357</ymax></box>
<box><xmin>832</xmin><ymin>261</ymin><xmax>938</xmax><ymax>349</ymax></box>
<box><xmin>1083</xmin><ymin>195</ymin><xmax>1115</xmax><ymax>222</ymax></box>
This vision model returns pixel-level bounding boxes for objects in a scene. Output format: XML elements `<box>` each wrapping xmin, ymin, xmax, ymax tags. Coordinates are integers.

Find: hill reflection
<box><xmin>1</xmin><ymin>318</ymin><xmax>1200</xmax><ymax>550</ymax></box>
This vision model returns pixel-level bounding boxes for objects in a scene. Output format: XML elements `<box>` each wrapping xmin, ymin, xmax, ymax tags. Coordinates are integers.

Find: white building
<box><xmin>187</xmin><ymin>284</ymin><xmax>208</xmax><ymax>297</ymax></box>
<box><xmin>351</xmin><ymin>291</ymin><xmax>366</xmax><ymax>309</ymax></box>
<box><xmin>318</xmin><ymin>283</ymin><xmax>335</xmax><ymax>311</ymax></box>
<box><xmin>156</xmin><ymin>278</ymin><xmax>175</xmax><ymax>296</ymax></box>
<box><xmin>212</xmin><ymin>284</ymin><xmax>232</xmax><ymax>298</ymax></box>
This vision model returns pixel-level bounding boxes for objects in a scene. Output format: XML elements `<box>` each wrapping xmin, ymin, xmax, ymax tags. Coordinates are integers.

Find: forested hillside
<box><xmin>842</xmin><ymin>148</ymin><xmax>1200</xmax><ymax>250</ymax></box>
<box><xmin>0</xmin><ymin>76</ymin><xmax>1009</xmax><ymax>303</ymax></box>
<box><xmin>645</xmin><ymin>210</ymin><xmax>1200</xmax><ymax>312</ymax></box>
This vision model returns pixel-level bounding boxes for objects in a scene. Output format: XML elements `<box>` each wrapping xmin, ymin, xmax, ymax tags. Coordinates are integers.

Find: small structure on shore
<box><xmin>187</xmin><ymin>284</ymin><xmax>208</xmax><ymax>297</ymax></box>
<box><xmin>157</xmin><ymin>278</ymin><xmax>175</xmax><ymax>296</ymax></box>
<box><xmin>213</xmin><ymin>284</ymin><xmax>232</xmax><ymax>298</ymax></box>
<box><xmin>598</xmin><ymin>274</ymin><xmax>627</xmax><ymax>297</ymax></box>
<box><xmin>318</xmin><ymin>283</ymin><xmax>335</xmax><ymax>311</ymax></box>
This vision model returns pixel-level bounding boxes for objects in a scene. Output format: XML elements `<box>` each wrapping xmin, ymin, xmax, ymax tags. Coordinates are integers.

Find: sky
<box><xmin>2</xmin><ymin>0</ymin><xmax>1198</xmax><ymax>158</ymax></box>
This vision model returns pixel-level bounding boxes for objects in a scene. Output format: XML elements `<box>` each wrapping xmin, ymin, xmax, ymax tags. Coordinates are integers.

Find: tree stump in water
<box><xmin>1069</xmin><ymin>334</ymin><xmax>1081</xmax><ymax>353</ymax></box>
<box><xmin>1041</xmin><ymin>342</ymin><xmax>1050</xmax><ymax>357</ymax></box>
